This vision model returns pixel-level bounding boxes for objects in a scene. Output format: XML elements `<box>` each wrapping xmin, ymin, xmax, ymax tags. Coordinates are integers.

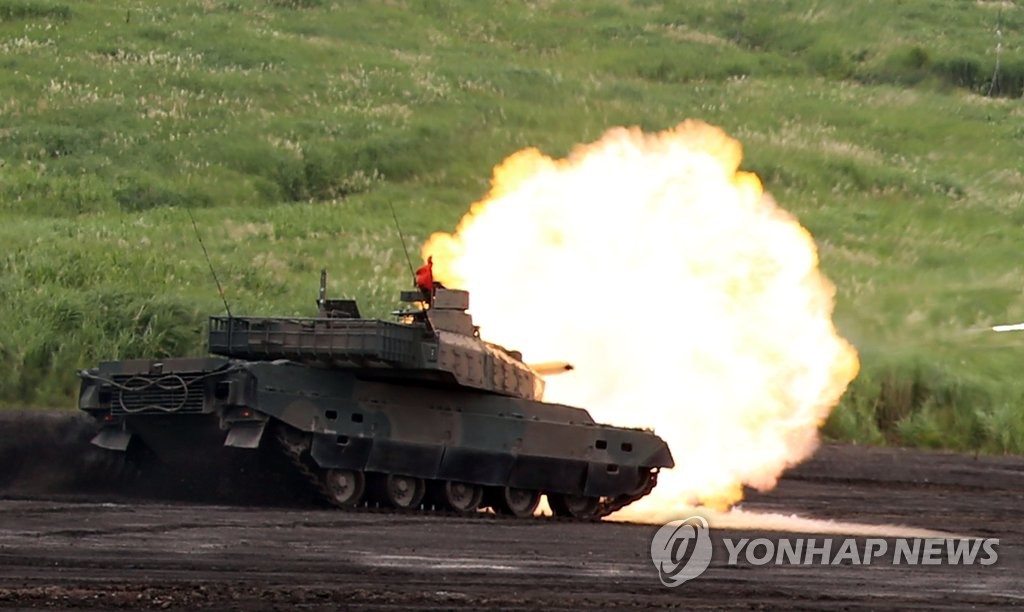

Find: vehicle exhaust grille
<box><xmin>110</xmin><ymin>373</ymin><xmax>207</xmax><ymax>415</ymax></box>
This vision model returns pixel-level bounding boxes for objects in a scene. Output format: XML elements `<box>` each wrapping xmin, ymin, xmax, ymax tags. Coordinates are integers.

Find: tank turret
<box><xmin>206</xmin><ymin>272</ymin><xmax>545</xmax><ymax>400</ymax></box>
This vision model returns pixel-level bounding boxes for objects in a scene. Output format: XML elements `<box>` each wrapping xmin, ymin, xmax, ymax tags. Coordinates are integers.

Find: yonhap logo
<box><xmin>650</xmin><ymin>517</ymin><xmax>1001</xmax><ymax>588</ymax></box>
<box><xmin>649</xmin><ymin>516</ymin><xmax>713</xmax><ymax>587</ymax></box>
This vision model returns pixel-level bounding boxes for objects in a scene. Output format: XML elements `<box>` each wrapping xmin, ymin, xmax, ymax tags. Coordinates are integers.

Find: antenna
<box><xmin>186</xmin><ymin>207</ymin><xmax>233</xmax><ymax>319</ymax></box>
<box><xmin>318</xmin><ymin>268</ymin><xmax>328</xmax><ymax>316</ymax></box>
<box><xmin>388</xmin><ymin>200</ymin><xmax>417</xmax><ymax>281</ymax></box>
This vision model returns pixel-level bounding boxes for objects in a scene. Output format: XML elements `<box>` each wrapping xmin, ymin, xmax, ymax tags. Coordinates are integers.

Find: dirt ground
<box><xmin>0</xmin><ymin>412</ymin><xmax>1021</xmax><ymax>610</ymax></box>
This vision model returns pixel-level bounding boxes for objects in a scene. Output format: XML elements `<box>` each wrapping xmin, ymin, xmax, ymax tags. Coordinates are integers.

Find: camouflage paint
<box><xmin>78</xmin><ymin>284</ymin><xmax>674</xmax><ymax>507</ymax></box>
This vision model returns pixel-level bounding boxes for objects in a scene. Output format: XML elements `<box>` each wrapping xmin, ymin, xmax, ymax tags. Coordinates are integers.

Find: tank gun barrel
<box><xmin>529</xmin><ymin>362</ymin><xmax>575</xmax><ymax>376</ymax></box>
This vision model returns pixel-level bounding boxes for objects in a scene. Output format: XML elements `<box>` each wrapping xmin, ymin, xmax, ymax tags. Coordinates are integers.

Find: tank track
<box><xmin>274</xmin><ymin>423</ymin><xmax>658</xmax><ymax>520</ymax></box>
<box><xmin>274</xmin><ymin>425</ymin><xmax>340</xmax><ymax>507</ymax></box>
<box><xmin>595</xmin><ymin>468</ymin><xmax>659</xmax><ymax>519</ymax></box>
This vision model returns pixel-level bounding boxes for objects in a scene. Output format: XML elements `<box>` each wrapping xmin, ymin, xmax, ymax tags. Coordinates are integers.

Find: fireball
<box><xmin>423</xmin><ymin>120</ymin><xmax>859</xmax><ymax>521</ymax></box>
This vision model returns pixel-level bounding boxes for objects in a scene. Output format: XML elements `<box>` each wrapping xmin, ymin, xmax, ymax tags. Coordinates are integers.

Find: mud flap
<box><xmin>224</xmin><ymin>421</ymin><xmax>266</xmax><ymax>449</ymax></box>
<box><xmin>91</xmin><ymin>427</ymin><xmax>132</xmax><ymax>452</ymax></box>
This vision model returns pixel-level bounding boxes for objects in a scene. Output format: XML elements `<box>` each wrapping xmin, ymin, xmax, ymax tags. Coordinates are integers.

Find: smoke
<box><xmin>991</xmin><ymin>322</ymin><xmax>1024</xmax><ymax>332</ymax></box>
<box><xmin>424</xmin><ymin>120</ymin><xmax>860</xmax><ymax>516</ymax></box>
<box><xmin>0</xmin><ymin>411</ymin><xmax>314</xmax><ymax>505</ymax></box>
<box><xmin>0</xmin><ymin>411</ymin><xmax>105</xmax><ymax>495</ymax></box>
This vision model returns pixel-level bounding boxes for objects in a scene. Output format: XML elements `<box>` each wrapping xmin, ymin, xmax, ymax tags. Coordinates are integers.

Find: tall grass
<box><xmin>1</xmin><ymin>0</ymin><xmax>1023</xmax><ymax>453</ymax></box>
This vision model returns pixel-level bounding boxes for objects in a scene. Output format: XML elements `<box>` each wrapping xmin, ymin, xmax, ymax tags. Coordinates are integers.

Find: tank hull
<box><xmin>80</xmin><ymin>356</ymin><xmax>673</xmax><ymax>516</ymax></box>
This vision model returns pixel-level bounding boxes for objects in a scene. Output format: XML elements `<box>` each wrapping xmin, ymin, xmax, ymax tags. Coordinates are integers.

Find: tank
<box><xmin>77</xmin><ymin>272</ymin><xmax>674</xmax><ymax>519</ymax></box>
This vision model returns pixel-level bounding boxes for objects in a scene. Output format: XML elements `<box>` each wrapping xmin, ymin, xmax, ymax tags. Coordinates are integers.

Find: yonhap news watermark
<box><xmin>651</xmin><ymin>516</ymin><xmax>1000</xmax><ymax>587</ymax></box>
<box><xmin>720</xmin><ymin>534</ymin><xmax>999</xmax><ymax>567</ymax></box>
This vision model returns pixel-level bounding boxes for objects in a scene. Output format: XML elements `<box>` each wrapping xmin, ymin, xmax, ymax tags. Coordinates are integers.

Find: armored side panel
<box><xmin>208</xmin><ymin>317</ymin><xmax>424</xmax><ymax>367</ymax></box>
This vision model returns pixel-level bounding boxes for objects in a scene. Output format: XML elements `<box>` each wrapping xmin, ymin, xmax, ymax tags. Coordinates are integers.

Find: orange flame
<box><xmin>423</xmin><ymin>120</ymin><xmax>859</xmax><ymax>520</ymax></box>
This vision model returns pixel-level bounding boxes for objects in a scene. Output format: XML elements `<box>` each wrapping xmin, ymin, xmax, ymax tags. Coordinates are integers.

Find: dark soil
<box><xmin>0</xmin><ymin>413</ymin><xmax>1020</xmax><ymax>609</ymax></box>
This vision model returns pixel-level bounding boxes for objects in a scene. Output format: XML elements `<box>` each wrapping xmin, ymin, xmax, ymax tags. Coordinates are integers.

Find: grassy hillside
<box><xmin>2</xmin><ymin>0</ymin><xmax>1023</xmax><ymax>453</ymax></box>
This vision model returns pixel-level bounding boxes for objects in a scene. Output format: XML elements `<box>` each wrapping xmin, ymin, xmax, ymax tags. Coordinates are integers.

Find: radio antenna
<box><xmin>388</xmin><ymin>200</ymin><xmax>417</xmax><ymax>281</ymax></box>
<box><xmin>186</xmin><ymin>207</ymin><xmax>232</xmax><ymax>319</ymax></box>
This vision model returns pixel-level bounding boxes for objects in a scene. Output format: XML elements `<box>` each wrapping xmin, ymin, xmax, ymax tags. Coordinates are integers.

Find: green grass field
<box><xmin>2</xmin><ymin>0</ymin><xmax>1023</xmax><ymax>453</ymax></box>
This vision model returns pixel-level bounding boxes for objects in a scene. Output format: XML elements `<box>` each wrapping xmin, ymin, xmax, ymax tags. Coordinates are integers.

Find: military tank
<box><xmin>77</xmin><ymin>271</ymin><xmax>673</xmax><ymax>519</ymax></box>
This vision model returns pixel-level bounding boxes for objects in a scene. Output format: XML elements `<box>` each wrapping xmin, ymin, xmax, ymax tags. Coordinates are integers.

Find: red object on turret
<box><xmin>415</xmin><ymin>256</ymin><xmax>434</xmax><ymax>292</ymax></box>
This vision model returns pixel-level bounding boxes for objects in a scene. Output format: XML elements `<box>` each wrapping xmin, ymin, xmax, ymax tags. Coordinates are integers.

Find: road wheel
<box><xmin>491</xmin><ymin>486</ymin><xmax>540</xmax><ymax>518</ymax></box>
<box><xmin>436</xmin><ymin>481</ymin><xmax>484</xmax><ymax>514</ymax></box>
<box><xmin>382</xmin><ymin>474</ymin><xmax>427</xmax><ymax>510</ymax></box>
<box><xmin>548</xmin><ymin>493</ymin><xmax>601</xmax><ymax>520</ymax></box>
<box><xmin>321</xmin><ymin>469</ymin><xmax>366</xmax><ymax>508</ymax></box>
